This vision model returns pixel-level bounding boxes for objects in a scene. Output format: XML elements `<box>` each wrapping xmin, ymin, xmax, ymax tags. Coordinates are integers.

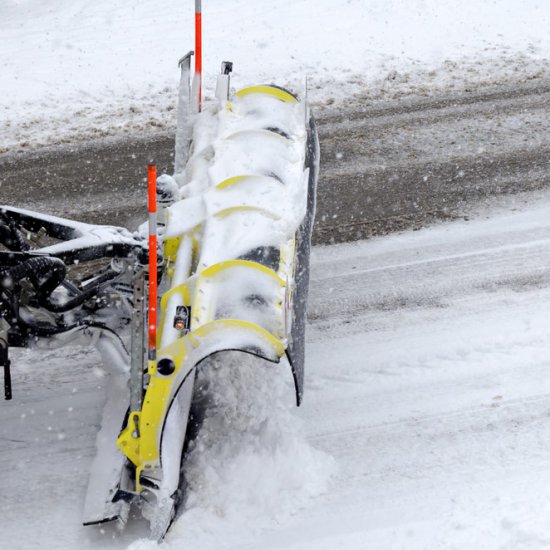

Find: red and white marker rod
<box><xmin>147</xmin><ymin>164</ymin><xmax>158</xmax><ymax>362</ymax></box>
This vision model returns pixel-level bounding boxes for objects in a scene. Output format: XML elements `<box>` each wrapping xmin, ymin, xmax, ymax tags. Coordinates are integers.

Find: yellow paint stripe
<box><xmin>138</xmin><ymin>339</ymin><xmax>188</xmax><ymax>467</ymax></box>
<box><xmin>226</xmin><ymin>128</ymin><xmax>289</xmax><ymax>144</ymax></box>
<box><xmin>215</xmin><ymin>175</ymin><xmax>255</xmax><ymax>190</ymax></box>
<box><xmin>201</xmin><ymin>259</ymin><xmax>286</xmax><ymax>286</ymax></box>
<box><xmin>214</xmin><ymin>205</ymin><xmax>281</xmax><ymax>221</ymax></box>
<box><xmin>235</xmin><ymin>85</ymin><xmax>298</xmax><ymax>103</ymax></box>
<box><xmin>193</xmin><ymin>318</ymin><xmax>285</xmax><ymax>357</ymax></box>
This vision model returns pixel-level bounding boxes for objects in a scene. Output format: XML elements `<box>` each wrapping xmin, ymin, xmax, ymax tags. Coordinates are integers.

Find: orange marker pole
<box><xmin>195</xmin><ymin>0</ymin><xmax>202</xmax><ymax>110</ymax></box>
<box><xmin>147</xmin><ymin>164</ymin><xmax>157</xmax><ymax>362</ymax></box>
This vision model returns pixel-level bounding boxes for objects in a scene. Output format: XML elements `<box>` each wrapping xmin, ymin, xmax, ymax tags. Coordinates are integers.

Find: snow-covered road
<box><xmin>2</xmin><ymin>76</ymin><xmax>549</xmax><ymax>245</ymax></box>
<box><xmin>301</xmin><ymin>198</ymin><xmax>550</xmax><ymax>549</ymax></box>
<box><xmin>3</xmin><ymin>194</ymin><xmax>550</xmax><ymax>549</ymax></box>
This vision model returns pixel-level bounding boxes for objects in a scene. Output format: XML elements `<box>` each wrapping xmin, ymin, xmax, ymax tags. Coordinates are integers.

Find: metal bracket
<box><xmin>215</xmin><ymin>60</ymin><xmax>233</xmax><ymax>103</ymax></box>
<box><xmin>129</xmin><ymin>269</ymin><xmax>146</xmax><ymax>413</ymax></box>
<box><xmin>221</xmin><ymin>61</ymin><xmax>233</xmax><ymax>75</ymax></box>
<box><xmin>177</xmin><ymin>50</ymin><xmax>194</xmax><ymax>69</ymax></box>
<box><xmin>175</xmin><ymin>51</ymin><xmax>195</xmax><ymax>174</ymax></box>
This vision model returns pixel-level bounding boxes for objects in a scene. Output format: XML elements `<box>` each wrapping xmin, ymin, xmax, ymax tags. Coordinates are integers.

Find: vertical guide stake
<box><xmin>0</xmin><ymin>321</ymin><xmax>12</xmax><ymax>400</ymax></box>
<box><xmin>147</xmin><ymin>164</ymin><xmax>158</xmax><ymax>365</ymax></box>
<box><xmin>3</xmin><ymin>360</ymin><xmax>11</xmax><ymax>401</ymax></box>
<box><xmin>1</xmin><ymin>346</ymin><xmax>11</xmax><ymax>401</ymax></box>
<box><xmin>195</xmin><ymin>0</ymin><xmax>202</xmax><ymax>111</ymax></box>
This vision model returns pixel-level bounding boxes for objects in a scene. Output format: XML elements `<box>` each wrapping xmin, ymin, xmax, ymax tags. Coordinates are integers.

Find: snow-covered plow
<box><xmin>0</xmin><ymin>16</ymin><xmax>319</xmax><ymax>540</ymax></box>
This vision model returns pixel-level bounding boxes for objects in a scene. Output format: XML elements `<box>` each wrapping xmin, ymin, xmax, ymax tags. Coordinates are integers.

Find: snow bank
<box><xmin>1</xmin><ymin>0</ymin><xmax>548</xmax><ymax>152</ymax></box>
<box><xmin>128</xmin><ymin>354</ymin><xmax>335</xmax><ymax>550</ymax></box>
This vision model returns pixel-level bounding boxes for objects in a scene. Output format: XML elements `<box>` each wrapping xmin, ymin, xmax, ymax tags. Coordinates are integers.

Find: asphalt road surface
<box><xmin>1</xmin><ymin>77</ymin><xmax>548</xmax><ymax>245</ymax></box>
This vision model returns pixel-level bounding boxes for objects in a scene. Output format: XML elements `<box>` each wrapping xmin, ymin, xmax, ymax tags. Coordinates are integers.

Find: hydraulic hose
<box><xmin>0</xmin><ymin>213</ymin><xmax>31</xmax><ymax>252</ymax></box>
<box><xmin>1</xmin><ymin>256</ymin><xmax>66</xmax><ymax>296</ymax></box>
<box><xmin>39</xmin><ymin>270</ymin><xmax>119</xmax><ymax>313</ymax></box>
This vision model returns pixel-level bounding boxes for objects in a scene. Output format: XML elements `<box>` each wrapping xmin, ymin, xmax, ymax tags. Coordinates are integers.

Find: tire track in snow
<box><xmin>0</xmin><ymin>78</ymin><xmax>549</xmax><ymax>244</ymax></box>
<box><xmin>2</xmin><ymin>198</ymin><xmax>550</xmax><ymax>548</ymax></box>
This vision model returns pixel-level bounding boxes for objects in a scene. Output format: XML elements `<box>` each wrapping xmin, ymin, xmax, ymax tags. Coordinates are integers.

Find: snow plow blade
<box><xmin>0</xmin><ymin>59</ymin><xmax>318</xmax><ymax>540</ymax></box>
<box><xmin>113</xmin><ymin>76</ymin><xmax>318</xmax><ymax>538</ymax></box>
